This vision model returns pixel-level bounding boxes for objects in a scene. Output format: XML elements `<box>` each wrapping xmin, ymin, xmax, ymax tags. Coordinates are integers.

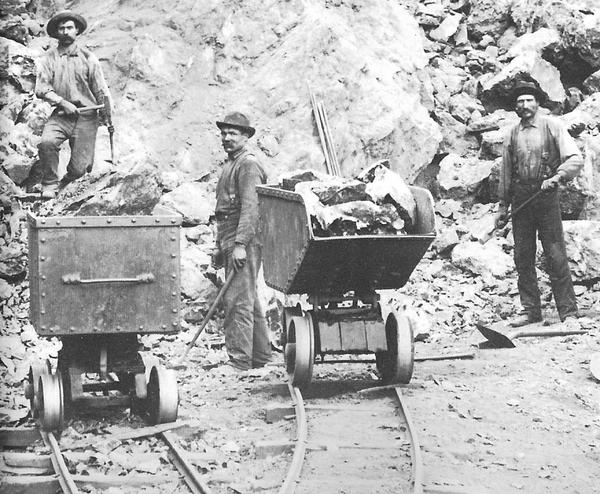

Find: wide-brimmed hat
<box><xmin>216</xmin><ymin>112</ymin><xmax>255</xmax><ymax>138</ymax></box>
<box><xmin>47</xmin><ymin>11</ymin><xmax>87</xmax><ymax>39</ymax></box>
<box><xmin>512</xmin><ymin>81</ymin><xmax>545</xmax><ymax>103</ymax></box>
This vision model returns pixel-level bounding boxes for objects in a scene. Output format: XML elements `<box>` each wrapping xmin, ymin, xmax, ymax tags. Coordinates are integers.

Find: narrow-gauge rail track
<box><xmin>0</xmin><ymin>423</ymin><xmax>213</xmax><ymax>494</ymax></box>
<box><xmin>277</xmin><ymin>382</ymin><xmax>423</xmax><ymax>494</ymax></box>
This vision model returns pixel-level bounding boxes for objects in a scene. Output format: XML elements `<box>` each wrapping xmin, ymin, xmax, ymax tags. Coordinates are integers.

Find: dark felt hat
<box><xmin>512</xmin><ymin>81</ymin><xmax>545</xmax><ymax>102</ymax></box>
<box><xmin>216</xmin><ymin>112</ymin><xmax>256</xmax><ymax>138</ymax></box>
<box><xmin>47</xmin><ymin>11</ymin><xmax>87</xmax><ymax>39</ymax></box>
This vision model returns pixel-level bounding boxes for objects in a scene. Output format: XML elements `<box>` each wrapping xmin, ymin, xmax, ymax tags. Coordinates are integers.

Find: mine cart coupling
<box><xmin>169</xmin><ymin>269</ymin><xmax>237</xmax><ymax>370</ymax></box>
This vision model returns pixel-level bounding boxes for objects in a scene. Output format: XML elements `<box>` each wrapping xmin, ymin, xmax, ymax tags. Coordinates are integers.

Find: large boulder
<box><xmin>504</xmin><ymin>28</ymin><xmax>560</xmax><ymax>60</ymax></box>
<box><xmin>562</xmin><ymin>220</ymin><xmax>600</xmax><ymax>284</ymax></box>
<box><xmin>583</xmin><ymin>70</ymin><xmax>600</xmax><ymax>93</ymax></box>
<box><xmin>429</xmin><ymin>13</ymin><xmax>463</xmax><ymax>43</ymax></box>
<box><xmin>466</xmin><ymin>0</ymin><xmax>513</xmax><ymax>42</ymax></box>
<box><xmin>157</xmin><ymin>182</ymin><xmax>216</xmax><ymax>226</ymax></box>
<box><xmin>2</xmin><ymin>150</ymin><xmax>33</xmax><ymax>185</ymax></box>
<box><xmin>1</xmin><ymin>38</ymin><xmax>37</xmax><ymax>92</ymax></box>
<box><xmin>179</xmin><ymin>238</ymin><xmax>216</xmax><ymax>300</ymax></box>
<box><xmin>438</xmin><ymin>154</ymin><xmax>495</xmax><ymax>197</ymax></box>
<box><xmin>0</xmin><ymin>14</ymin><xmax>30</xmax><ymax>44</ymax></box>
<box><xmin>451</xmin><ymin>240</ymin><xmax>514</xmax><ymax>280</ymax></box>
<box><xmin>480</xmin><ymin>52</ymin><xmax>566</xmax><ymax>111</ymax></box>
<box><xmin>479</xmin><ymin>129</ymin><xmax>506</xmax><ymax>160</ymax></box>
<box><xmin>435</xmin><ymin>111</ymin><xmax>479</xmax><ymax>156</ymax></box>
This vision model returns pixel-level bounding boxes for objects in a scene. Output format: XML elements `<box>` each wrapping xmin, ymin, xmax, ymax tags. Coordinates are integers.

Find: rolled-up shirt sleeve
<box><xmin>35</xmin><ymin>55</ymin><xmax>63</xmax><ymax>105</ymax></box>
<box><xmin>235</xmin><ymin>158</ymin><xmax>265</xmax><ymax>246</ymax></box>
<box><xmin>498</xmin><ymin>131</ymin><xmax>513</xmax><ymax>204</ymax></box>
<box><xmin>550</xmin><ymin>120</ymin><xmax>583</xmax><ymax>181</ymax></box>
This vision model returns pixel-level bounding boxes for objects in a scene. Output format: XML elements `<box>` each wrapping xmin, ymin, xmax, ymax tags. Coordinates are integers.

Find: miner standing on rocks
<box><xmin>496</xmin><ymin>81</ymin><xmax>583</xmax><ymax>330</ymax></box>
<box><xmin>35</xmin><ymin>10</ymin><xmax>112</xmax><ymax>199</ymax></box>
<box><xmin>213</xmin><ymin>112</ymin><xmax>271</xmax><ymax>371</ymax></box>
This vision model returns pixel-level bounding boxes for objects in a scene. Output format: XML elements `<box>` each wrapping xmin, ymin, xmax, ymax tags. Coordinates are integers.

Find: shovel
<box><xmin>477</xmin><ymin>189</ymin><xmax>546</xmax><ymax>244</ymax></box>
<box><xmin>169</xmin><ymin>269</ymin><xmax>236</xmax><ymax>370</ymax></box>
<box><xmin>476</xmin><ymin>321</ymin><xmax>587</xmax><ymax>349</ymax></box>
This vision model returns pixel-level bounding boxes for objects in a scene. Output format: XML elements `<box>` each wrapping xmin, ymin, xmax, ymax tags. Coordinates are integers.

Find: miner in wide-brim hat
<box><xmin>212</xmin><ymin>111</ymin><xmax>270</xmax><ymax>371</ymax></box>
<box><xmin>216</xmin><ymin>112</ymin><xmax>256</xmax><ymax>138</ymax></box>
<box><xmin>29</xmin><ymin>10</ymin><xmax>112</xmax><ymax>199</ymax></box>
<box><xmin>495</xmin><ymin>79</ymin><xmax>583</xmax><ymax>331</ymax></box>
<box><xmin>46</xmin><ymin>10</ymin><xmax>87</xmax><ymax>38</ymax></box>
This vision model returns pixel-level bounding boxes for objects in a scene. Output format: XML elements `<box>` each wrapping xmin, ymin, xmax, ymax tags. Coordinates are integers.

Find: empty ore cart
<box><xmin>257</xmin><ymin>185</ymin><xmax>436</xmax><ymax>389</ymax></box>
<box><xmin>25</xmin><ymin>212</ymin><xmax>182</xmax><ymax>431</ymax></box>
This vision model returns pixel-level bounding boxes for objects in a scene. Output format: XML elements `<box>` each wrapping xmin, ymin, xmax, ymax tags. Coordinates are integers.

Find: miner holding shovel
<box><xmin>33</xmin><ymin>10</ymin><xmax>113</xmax><ymax>199</ymax></box>
<box><xmin>495</xmin><ymin>81</ymin><xmax>583</xmax><ymax>330</ymax></box>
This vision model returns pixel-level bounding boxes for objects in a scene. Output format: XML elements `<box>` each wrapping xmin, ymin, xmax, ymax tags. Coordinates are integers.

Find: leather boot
<box><xmin>509</xmin><ymin>312</ymin><xmax>543</xmax><ymax>328</ymax></box>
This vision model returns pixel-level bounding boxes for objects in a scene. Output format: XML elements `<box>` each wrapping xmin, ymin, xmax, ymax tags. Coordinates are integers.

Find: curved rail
<box><xmin>394</xmin><ymin>387</ymin><xmax>424</xmax><ymax>494</ymax></box>
<box><xmin>278</xmin><ymin>383</ymin><xmax>308</xmax><ymax>494</ymax></box>
<box><xmin>41</xmin><ymin>430</ymin><xmax>79</xmax><ymax>494</ymax></box>
<box><xmin>280</xmin><ymin>383</ymin><xmax>424</xmax><ymax>494</ymax></box>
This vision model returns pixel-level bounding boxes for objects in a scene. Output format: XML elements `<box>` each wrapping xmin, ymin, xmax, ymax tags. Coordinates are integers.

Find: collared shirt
<box><xmin>35</xmin><ymin>41</ymin><xmax>110</xmax><ymax>108</ymax></box>
<box><xmin>215</xmin><ymin>146</ymin><xmax>267</xmax><ymax>247</ymax></box>
<box><xmin>498</xmin><ymin>114</ymin><xmax>583</xmax><ymax>203</ymax></box>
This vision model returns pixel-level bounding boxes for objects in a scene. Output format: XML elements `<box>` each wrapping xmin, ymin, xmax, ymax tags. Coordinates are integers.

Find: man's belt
<box><xmin>215</xmin><ymin>212</ymin><xmax>239</xmax><ymax>221</ymax></box>
<box><xmin>513</xmin><ymin>177</ymin><xmax>543</xmax><ymax>185</ymax></box>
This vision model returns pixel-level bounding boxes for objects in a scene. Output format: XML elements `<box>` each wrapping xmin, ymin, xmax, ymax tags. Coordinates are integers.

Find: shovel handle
<box><xmin>177</xmin><ymin>269</ymin><xmax>236</xmax><ymax>363</ymax></box>
<box><xmin>515</xmin><ymin>329</ymin><xmax>587</xmax><ymax>338</ymax></box>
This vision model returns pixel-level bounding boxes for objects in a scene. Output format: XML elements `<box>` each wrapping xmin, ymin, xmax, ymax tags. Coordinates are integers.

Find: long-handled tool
<box><xmin>102</xmin><ymin>94</ymin><xmax>115</xmax><ymax>164</ymax></box>
<box><xmin>169</xmin><ymin>270</ymin><xmax>236</xmax><ymax>370</ymax></box>
<box><xmin>476</xmin><ymin>321</ymin><xmax>587</xmax><ymax>349</ymax></box>
<box><xmin>478</xmin><ymin>189</ymin><xmax>546</xmax><ymax>244</ymax></box>
<box><xmin>56</xmin><ymin>103</ymin><xmax>104</xmax><ymax>116</ymax></box>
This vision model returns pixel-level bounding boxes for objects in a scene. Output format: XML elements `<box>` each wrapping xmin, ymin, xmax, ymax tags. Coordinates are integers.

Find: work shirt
<box><xmin>215</xmin><ymin>146</ymin><xmax>267</xmax><ymax>249</ymax></box>
<box><xmin>498</xmin><ymin>114</ymin><xmax>583</xmax><ymax>203</ymax></box>
<box><xmin>35</xmin><ymin>41</ymin><xmax>110</xmax><ymax>108</ymax></box>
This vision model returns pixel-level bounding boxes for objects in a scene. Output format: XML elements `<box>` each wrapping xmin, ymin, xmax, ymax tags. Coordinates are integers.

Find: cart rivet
<box><xmin>70</xmin><ymin>326</ymin><xmax>75</xmax><ymax>332</ymax></box>
<box><xmin>41</xmin><ymin>275</ymin><xmax>46</xmax><ymax>280</ymax></box>
<box><xmin>171</xmin><ymin>253</ymin><xmax>176</xmax><ymax>258</ymax></box>
<box><xmin>56</xmin><ymin>220</ymin><xmax>61</xmax><ymax>225</ymax></box>
<box><xmin>41</xmin><ymin>326</ymin><xmax>46</xmax><ymax>330</ymax></box>
<box><xmin>131</xmin><ymin>218</ymin><xmax>136</xmax><ymax>223</ymax></box>
<box><xmin>171</xmin><ymin>219</ymin><xmax>176</xmax><ymax>224</ymax></box>
<box><xmin>94</xmin><ymin>327</ymin><xmax>98</xmax><ymax>332</ymax></box>
<box><xmin>172</xmin><ymin>309</ymin><xmax>177</xmax><ymax>313</ymax></box>
<box><xmin>161</xmin><ymin>324</ymin><xmax>166</xmax><ymax>329</ymax></box>
<box><xmin>116</xmin><ymin>326</ymin><xmax>121</xmax><ymax>331</ymax></box>
<box><xmin>171</xmin><ymin>274</ymin><xmax>176</xmax><ymax>279</ymax></box>
<box><xmin>41</xmin><ymin>292</ymin><xmax>46</xmax><ymax>297</ymax></box>
<box><xmin>170</xmin><ymin>236</ymin><xmax>176</xmax><ymax>241</ymax></box>
<box><xmin>155</xmin><ymin>218</ymin><xmax>160</xmax><ymax>223</ymax></box>
<box><xmin>41</xmin><ymin>219</ymin><xmax>46</xmax><ymax>224</ymax></box>
<box><xmin>40</xmin><ymin>256</ymin><xmax>45</xmax><ymax>261</ymax></box>
<box><xmin>172</xmin><ymin>321</ymin><xmax>178</xmax><ymax>326</ymax></box>
<box><xmin>139</xmin><ymin>325</ymin><xmax>143</xmax><ymax>330</ymax></box>
<box><xmin>107</xmin><ymin>219</ymin><xmax>112</xmax><ymax>224</ymax></box>
<box><xmin>81</xmin><ymin>220</ymin><xmax>86</xmax><ymax>225</ymax></box>
<box><xmin>41</xmin><ymin>310</ymin><xmax>45</xmax><ymax>315</ymax></box>
<box><xmin>41</xmin><ymin>238</ymin><xmax>46</xmax><ymax>243</ymax></box>
<box><xmin>172</xmin><ymin>291</ymin><xmax>177</xmax><ymax>296</ymax></box>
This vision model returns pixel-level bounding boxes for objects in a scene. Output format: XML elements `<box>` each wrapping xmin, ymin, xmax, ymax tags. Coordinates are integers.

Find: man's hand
<box><xmin>494</xmin><ymin>204</ymin><xmax>509</xmax><ymax>229</ymax></box>
<box><xmin>58</xmin><ymin>99</ymin><xmax>78</xmax><ymax>115</ymax></box>
<box><xmin>541</xmin><ymin>174</ymin><xmax>562</xmax><ymax>190</ymax></box>
<box><xmin>211</xmin><ymin>245</ymin><xmax>223</xmax><ymax>269</ymax></box>
<box><xmin>232</xmin><ymin>244</ymin><xmax>247</xmax><ymax>271</ymax></box>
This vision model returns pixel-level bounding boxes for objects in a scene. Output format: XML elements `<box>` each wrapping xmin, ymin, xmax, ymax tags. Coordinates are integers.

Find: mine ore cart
<box><xmin>25</xmin><ymin>212</ymin><xmax>182</xmax><ymax>431</ymax></box>
<box><xmin>257</xmin><ymin>185</ymin><xmax>436</xmax><ymax>389</ymax></box>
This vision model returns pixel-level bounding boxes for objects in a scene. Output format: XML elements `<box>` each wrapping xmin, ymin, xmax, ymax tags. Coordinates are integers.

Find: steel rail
<box><xmin>278</xmin><ymin>382</ymin><xmax>308</xmax><ymax>494</ymax></box>
<box><xmin>41</xmin><ymin>430</ymin><xmax>80</xmax><ymax>494</ymax></box>
<box><xmin>161</xmin><ymin>431</ymin><xmax>214</xmax><ymax>494</ymax></box>
<box><xmin>394</xmin><ymin>387</ymin><xmax>424</xmax><ymax>494</ymax></box>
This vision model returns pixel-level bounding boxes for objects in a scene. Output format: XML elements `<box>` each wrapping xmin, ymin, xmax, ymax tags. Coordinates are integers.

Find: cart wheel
<box><xmin>285</xmin><ymin>315</ymin><xmax>314</xmax><ymax>389</ymax></box>
<box><xmin>147</xmin><ymin>365</ymin><xmax>179</xmax><ymax>425</ymax></box>
<box><xmin>375</xmin><ymin>311</ymin><xmax>414</xmax><ymax>384</ymax></box>
<box><xmin>282</xmin><ymin>305</ymin><xmax>302</xmax><ymax>347</ymax></box>
<box><xmin>25</xmin><ymin>360</ymin><xmax>51</xmax><ymax>418</ymax></box>
<box><xmin>38</xmin><ymin>373</ymin><xmax>64</xmax><ymax>432</ymax></box>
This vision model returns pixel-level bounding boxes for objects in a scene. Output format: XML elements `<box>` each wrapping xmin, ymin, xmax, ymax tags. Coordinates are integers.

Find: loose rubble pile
<box><xmin>278</xmin><ymin>161</ymin><xmax>417</xmax><ymax>236</ymax></box>
<box><xmin>2</xmin><ymin>0</ymin><xmax>600</xmax><ymax>428</ymax></box>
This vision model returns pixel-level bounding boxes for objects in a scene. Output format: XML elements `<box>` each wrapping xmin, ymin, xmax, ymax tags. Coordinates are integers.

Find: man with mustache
<box><xmin>496</xmin><ymin>81</ymin><xmax>583</xmax><ymax>329</ymax></box>
<box><xmin>34</xmin><ymin>11</ymin><xmax>111</xmax><ymax>199</ymax></box>
<box><xmin>213</xmin><ymin>112</ymin><xmax>271</xmax><ymax>371</ymax></box>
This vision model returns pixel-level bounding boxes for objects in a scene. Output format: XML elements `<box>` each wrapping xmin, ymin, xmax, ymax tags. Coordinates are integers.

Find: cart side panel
<box><xmin>27</xmin><ymin>215</ymin><xmax>41</xmax><ymax>329</ymax></box>
<box><xmin>258</xmin><ymin>187</ymin><xmax>311</xmax><ymax>292</ymax></box>
<box><xmin>29</xmin><ymin>217</ymin><xmax>181</xmax><ymax>336</ymax></box>
<box><xmin>288</xmin><ymin>236</ymin><xmax>434</xmax><ymax>294</ymax></box>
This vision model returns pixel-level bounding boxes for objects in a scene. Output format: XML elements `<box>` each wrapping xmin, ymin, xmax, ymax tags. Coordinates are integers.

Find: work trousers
<box><xmin>511</xmin><ymin>183</ymin><xmax>578</xmax><ymax>321</ymax></box>
<box><xmin>222</xmin><ymin>240</ymin><xmax>271</xmax><ymax>370</ymax></box>
<box><xmin>38</xmin><ymin>112</ymin><xmax>99</xmax><ymax>185</ymax></box>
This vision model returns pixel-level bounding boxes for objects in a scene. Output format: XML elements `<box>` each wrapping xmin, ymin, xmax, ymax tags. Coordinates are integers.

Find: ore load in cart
<box><xmin>257</xmin><ymin>179</ymin><xmax>436</xmax><ymax>389</ymax></box>
<box><xmin>25</xmin><ymin>212</ymin><xmax>182</xmax><ymax>431</ymax></box>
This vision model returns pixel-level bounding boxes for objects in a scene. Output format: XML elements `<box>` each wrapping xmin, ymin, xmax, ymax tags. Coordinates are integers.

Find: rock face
<box><xmin>438</xmin><ymin>154</ymin><xmax>495</xmax><ymax>197</ymax></box>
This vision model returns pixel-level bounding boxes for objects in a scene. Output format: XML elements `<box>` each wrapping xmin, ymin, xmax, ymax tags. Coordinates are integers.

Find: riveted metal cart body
<box><xmin>257</xmin><ymin>185</ymin><xmax>436</xmax><ymax>388</ymax></box>
<box><xmin>26</xmin><ymin>212</ymin><xmax>182</xmax><ymax>430</ymax></box>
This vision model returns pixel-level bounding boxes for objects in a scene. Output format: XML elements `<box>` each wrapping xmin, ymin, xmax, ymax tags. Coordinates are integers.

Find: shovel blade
<box><xmin>476</xmin><ymin>322</ymin><xmax>516</xmax><ymax>348</ymax></box>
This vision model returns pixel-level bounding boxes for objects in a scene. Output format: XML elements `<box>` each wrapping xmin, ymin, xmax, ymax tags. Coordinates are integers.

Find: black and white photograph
<box><xmin>0</xmin><ymin>0</ymin><xmax>599</xmax><ymax>492</ymax></box>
